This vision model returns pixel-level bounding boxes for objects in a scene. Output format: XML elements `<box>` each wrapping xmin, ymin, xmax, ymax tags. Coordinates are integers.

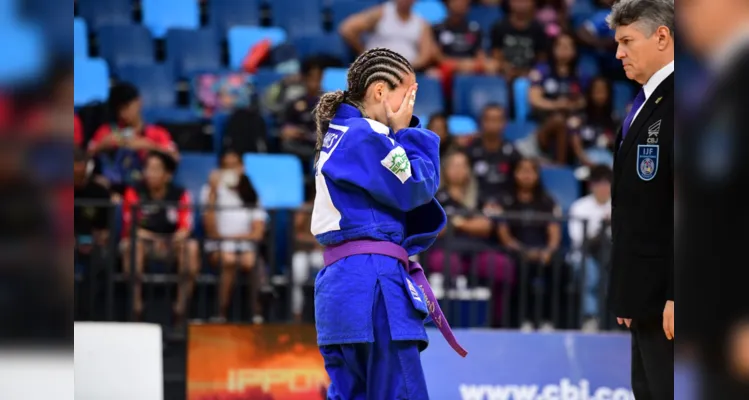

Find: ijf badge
<box><xmin>637</xmin><ymin>144</ymin><xmax>659</xmax><ymax>181</ymax></box>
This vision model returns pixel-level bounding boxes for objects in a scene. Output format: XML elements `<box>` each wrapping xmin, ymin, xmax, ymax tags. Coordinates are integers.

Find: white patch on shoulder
<box><xmin>381</xmin><ymin>146</ymin><xmax>412</xmax><ymax>183</ymax></box>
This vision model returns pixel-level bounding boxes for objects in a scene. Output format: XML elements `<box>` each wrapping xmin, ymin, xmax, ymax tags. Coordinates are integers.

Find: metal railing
<box><xmin>73</xmin><ymin>199</ymin><xmax>619</xmax><ymax>331</ymax></box>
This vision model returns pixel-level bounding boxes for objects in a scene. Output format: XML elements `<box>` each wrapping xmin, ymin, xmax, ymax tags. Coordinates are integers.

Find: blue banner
<box><xmin>422</xmin><ymin>329</ymin><xmax>692</xmax><ymax>400</ymax></box>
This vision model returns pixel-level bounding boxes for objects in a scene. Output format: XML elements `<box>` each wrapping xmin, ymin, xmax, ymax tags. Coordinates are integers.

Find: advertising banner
<box><xmin>187</xmin><ymin>324</ymin><xmax>328</xmax><ymax>400</ymax></box>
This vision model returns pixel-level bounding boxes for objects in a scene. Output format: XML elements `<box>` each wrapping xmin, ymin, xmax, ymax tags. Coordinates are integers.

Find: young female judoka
<box><xmin>310</xmin><ymin>47</ymin><xmax>466</xmax><ymax>400</ymax></box>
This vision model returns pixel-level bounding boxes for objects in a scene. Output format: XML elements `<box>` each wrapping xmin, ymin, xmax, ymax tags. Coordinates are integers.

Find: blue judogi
<box><xmin>311</xmin><ymin>104</ymin><xmax>446</xmax><ymax>399</ymax></box>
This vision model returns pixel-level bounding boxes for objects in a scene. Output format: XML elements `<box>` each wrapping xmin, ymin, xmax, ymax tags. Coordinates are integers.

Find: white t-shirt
<box><xmin>199</xmin><ymin>184</ymin><xmax>267</xmax><ymax>238</ymax></box>
<box><xmin>568</xmin><ymin>194</ymin><xmax>611</xmax><ymax>250</ymax></box>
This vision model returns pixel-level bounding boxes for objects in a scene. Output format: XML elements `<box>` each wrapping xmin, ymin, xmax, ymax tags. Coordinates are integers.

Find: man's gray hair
<box><xmin>606</xmin><ymin>0</ymin><xmax>674</xmax><ymax>37</ymax></box>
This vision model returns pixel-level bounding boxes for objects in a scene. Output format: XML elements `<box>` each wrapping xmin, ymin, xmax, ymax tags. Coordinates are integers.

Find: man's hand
<box><xmin>663</xmin><ymin>300</ymin><xmax>674</xmax><ymax>340</ymax></box>
<box><xmin>617</xmin><ymin>317</ymin><xmax>632</xmax><ymax>328</ymax></box>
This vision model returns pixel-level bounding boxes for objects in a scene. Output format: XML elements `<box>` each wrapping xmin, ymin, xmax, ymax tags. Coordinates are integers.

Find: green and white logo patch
<box><xmin>381</xmin><ymin>146</ymin><xmax>412</xmax><ymax>183</ymax></box>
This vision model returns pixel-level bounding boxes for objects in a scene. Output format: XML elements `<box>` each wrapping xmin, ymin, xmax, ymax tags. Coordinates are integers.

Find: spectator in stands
<box><xmin>74</xmin><ymin>114</ymin><xmax>84</xmax><ymax>148</ymax></box>
<box><xmin>201</xmin><ymin>149</ymin><xmax>267</xmax><ymax>323</ymax></box>
<box><xmin>74</xmin><ymin>149</ymin><xmax>110</xmax><ymax>265</ymax></box>
<box><xmin>280</xmin><ymin>58</ymin><xmax>324</xmax><ymax>172</ymax></box>
<box><xmin>491</xmin><ymin>0</ymin><xmax>548</xmax><ymax>80</ymax></box>
<box><xmin>432</xmin><ymin>0</ymin><xmax>496</xmax><ymax>77</ymax></box>
<box><xmin>466</xmin><ymin>104</ymin><xmax>522</xmax><ymax>210</ymax></box>
<box><xmin>339</xmin><ymin>0</ymin><xmax>437</xmax><ymax>71</ymax></box>
<box><xmin>429</xmin><ymin>150</ymin><xmax>515</xmax><ymax>326</ymax></box>
<box><xmin>568</xmin><ymin>165</ymin><xmax>612</xmax><ymax>332</ymax></box>
<box><xmin>535</xmin><ymin>0</ymin><xmax>569</xmax><ymax>39</ymax></box>
<box><xmin>497</xmin><ymin>158</ymin><xmax>562</xmax><ymax>331</ymax></box>
<box><xmin>88</xmin><ymin>83</ymin><xmax>179</xmax><ymax>195</ymax></box>
<box><xmin>569</xmin><ymin>76</ymin><xmax>617</xmax><ymax>168</ymax></box>
<box><xmin>528</xmin><ymin>32</ymin><xmax>584</xmax><ymax>164</ymax></box>
<box><xmin>575</xmin><ymin>0</ymin><xmax>620</xmax><ymax>79</ymax></box>
<box><xmin>291</xmin><ymin>182</ymin><xmax>323</xmax><ymax>323</ymax></box>
<box><xmin>121</xmin><ymin>152</ymin><xmax>198</xmax><ymax>322</ymax></box>
<box><xmin>426</xmin><ymin>112</ymin><xmax>456</xmax><ymax>158</ymax></box>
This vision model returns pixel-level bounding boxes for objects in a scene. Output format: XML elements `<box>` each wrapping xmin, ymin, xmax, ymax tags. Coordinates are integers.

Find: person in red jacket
<box><xmin>121</xmin><ymin>151</ymin><xmax>198</xmax><ymax>322</ymax></box>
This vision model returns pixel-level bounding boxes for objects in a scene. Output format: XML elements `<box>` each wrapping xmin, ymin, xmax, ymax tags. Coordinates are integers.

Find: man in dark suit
<box><xmin>605</xmin><ymin>1</ymin><xmax>674</xmax><ymax>399</ymax></box>
<box><xmin>679</xmin><ymin>0</ymin><xmax>749</xmax><ymax>398</ymax></box>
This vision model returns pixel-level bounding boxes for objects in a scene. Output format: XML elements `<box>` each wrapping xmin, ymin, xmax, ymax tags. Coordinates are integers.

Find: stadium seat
<box><xmin>292</xmin><ymin>33</ymin><xmax>348</xmax><ymax>63</ymax></box>
<box><xmin>78</xmin><ymin>0</ymin><xmax>132</xmax><ymax>31</ymax></box>
<box><xmin>74</xmin><ymin>58</ymin><xmax>109</xmax><ymax>106</ymax></box>
<box><xmin>468</xmin><ymin>5</ymin><xmax>503</xmax><ymax>36</ymax></box>
<box><xmin>141</xmin><ymin>0</ymin><xmax>200</xmax><ymax>38</ymax></box>
<box><xmin>413</xmin><ymin>76</ymin><xmax>444</xmax><ymax>118</ymax></box>
<box><xmin>613</xmin><ymin>80</ymin><xmax>635</xmax><ymax>117</ymax></box>
<box><xmin>570</xmin><ymin>0</ymin><xmax>596</xmax><ymax>30</ymax></box>
<box><xmin>540</xmin><ymin>166</ymin><xmax>580</xmax><ymax>212</ymax></box>
<box><xmin>228</xmin><ymin>26</ymin><xmax>288</xmax><ymax>70</ymax></box>
<box><xmin>243</xmin><ymin>154</ymin><xmax>304</xmax><ymax>209</ymax></box>
<box><xmin>330</xmin><ymin>0</ymin><xmax>379</xmax><ymax>27</ymax></box>
<box><xmin>504</xmin><ymin>121</ymin><xmax>537</xmax><ymax>142</ymax></box>
<box><xmin>321</xmin><ymin>67</ymin><xmax>348</xmax><ymax>92</ymax></box>
<box><xmin>166</xmin><ymin>28</ymin><xmax>221</xmax><ymax>78</ymax></box>
<box><xmin>413</xmin><ymin>1</ymin><xmax>447</xmax><ymax>25</ymax></box>
<box><xmin>74</xmin><ymin>18</ymin><xmax>88</xmax><ymax>58</ymax></box>
<box><xmin>577</xmin><ymin>52</ymin><xmax>600</xmax><ymax>85</ymax></box>
<box><xmin>453</xmin><ymin>75</ymin><xmax>509</xmax><ymax>119</ymax></box>
<box><xmin>117</xmin><ymin>64</ymin><xmax>176</xmax><ymax>109</ymax></box>
<box><xmin>0</xmin><ymin>23</ymin><xmax>45</xmax><ymax>85</ymax></box>
<box><xmin>513</xmin><ymin>77</ymin><xmax>531</xmax><ymax>122</ymax></box>
<box><xmin>447</xmin><ymin>115</ymin><xmax>477</xmax><ymax>136</ymax></box>
<box><xmin>209</xmin><ymin>0</ymin><xmax>261</xmax><ymax>37</ymax></box>
<box><xmin>174</xmin><ymin>152</ymin><xmax>216</xmax><ymax>201</ymax></box>
<box><xmin>97</xmin><ymin>25</ymin><xmax>155</xmax><ymax>73</ymax></box>
<box><xmin>271</xmin><ymin>0</ymin><xmax>323</xmax><ymax>36</ymax></box>
<box><xmin>142</xmin><ymin>107</ymin><xmax>198</xmax><ymax>124</ymax></box>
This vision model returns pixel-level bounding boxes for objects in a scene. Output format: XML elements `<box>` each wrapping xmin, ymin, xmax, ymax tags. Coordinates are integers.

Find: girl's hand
<box><xmin>385</xmin><ymin>83</ymin><xmax>418</xmax><ymax>133</ymax></box>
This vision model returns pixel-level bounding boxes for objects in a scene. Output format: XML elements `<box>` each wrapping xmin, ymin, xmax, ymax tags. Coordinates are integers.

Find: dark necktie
<box><xmin>622</xmin><ymin>88</ymin><xmax>646</xmax><ymax>141</ymax></box>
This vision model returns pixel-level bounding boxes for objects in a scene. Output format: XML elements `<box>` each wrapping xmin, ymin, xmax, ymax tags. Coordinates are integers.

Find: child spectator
<box><xmin>201</xmin><ymin>149</ymin><xmax>267</xmax><ymax>323</ymax></box>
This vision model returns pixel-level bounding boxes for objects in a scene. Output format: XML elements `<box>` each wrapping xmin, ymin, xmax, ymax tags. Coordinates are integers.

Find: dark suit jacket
<box><xmin>608</xmin><ymin>72</ymin><xmax>674</xmax><ymax>319</ymax></box>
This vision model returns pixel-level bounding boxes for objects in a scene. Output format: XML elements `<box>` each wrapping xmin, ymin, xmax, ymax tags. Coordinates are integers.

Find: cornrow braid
<box><xmin>312</xmin><ymin>47</ymin><xmax>414</xmax><ymax>163</ymax></box>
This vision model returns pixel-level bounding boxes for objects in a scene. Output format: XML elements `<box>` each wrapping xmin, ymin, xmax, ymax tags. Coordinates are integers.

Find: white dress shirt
<box><xmin>709</xmin><ymin>24</ymin><xmax>749</xmax><ymax>73</ymax></box>
<box><xmin>631</xmin><ymin>60</ymin><xmax>674</xmax><ymax>125</ymax></box>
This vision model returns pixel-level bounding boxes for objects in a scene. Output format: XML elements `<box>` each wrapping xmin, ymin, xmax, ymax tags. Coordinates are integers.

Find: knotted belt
<box><xmin>323</xmin><ymin>240</ymin><xmax>468</xmax><ymax>357</ymax></box>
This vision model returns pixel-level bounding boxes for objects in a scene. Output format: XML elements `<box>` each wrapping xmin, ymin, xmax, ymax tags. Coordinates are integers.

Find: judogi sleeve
<box><xmin>322</xmin><ymin>124</ymin><xmax>440</xmax><ymax>212</ymax></box>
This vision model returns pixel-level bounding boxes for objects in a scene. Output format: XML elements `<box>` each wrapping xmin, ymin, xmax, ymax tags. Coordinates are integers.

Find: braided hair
<box><xmin>312</xmin><ymin>47</ymin><xmax>414</xmax><ymax>162</ymax></box>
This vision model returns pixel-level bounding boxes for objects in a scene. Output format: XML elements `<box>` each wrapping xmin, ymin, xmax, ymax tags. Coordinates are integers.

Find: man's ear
<box><xmin>656</xmin><ymin>26</ymin><xmax>671</xmax><ymax>50</ymax></box>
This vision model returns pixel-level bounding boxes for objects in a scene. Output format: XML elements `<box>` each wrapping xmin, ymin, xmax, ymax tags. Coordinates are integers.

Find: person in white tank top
<box><xmin>339</xmin><ymin>0</ymin><xmax>436</xmax><ymax>70</ymax></box>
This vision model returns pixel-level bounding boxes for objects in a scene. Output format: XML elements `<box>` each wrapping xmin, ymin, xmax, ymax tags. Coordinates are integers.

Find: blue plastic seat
<box><xmin>513</xmin><ymin>77</ymin><xmax>531</xmax><ymax>122</ymax></box>
<box><xmin>252</xmin><ymin>68</ymin><xmax>286</xmax><ymax>95</ymax></box>
<box><xmin>540</xmin><ymin>166</ymin><xmax>580</xmax><ymax>213</ymax></box>
<box><xmin>447</xmin><ymin>115</ymin><xmax>478</xmax><ymax>136</ymax></box>
<box><xmin>174</xmin><ymin>152</ymin><xmax>216</xmax><ymax>200</ymax></box>
<box><xmin>577</xmin><ymin>52</ymin><xmax>600</xmax><ymax>86</ymax></box>
<box><xmin>330</xmin><ymin>0</ymin><xmax>379</xmax><ymax>27</ymax></box>
<box><xmin>227</xmin><ymin>26</ymin><xmax>288</xmax><ymax>70</ymax></box>
<box><xmin>413</xmin><ymin>75</ymin><xmax>444</xmax><ymax>118</ymax></box>
<box><xmin>74</xmin><ymin>18</ymin><xmax>88</xmax><ymax>58</ymax></box>
<box><xmin>243</xmin><ymin>154</ymin><xmax>304</xmax><ymax>209</ymax></box>
<box><xmin>413</xmin><ymin>1</ymin><xmax>447</xmax><ymax>24</ymax></box>
<box><xmin>209</xmin><ymin>0</ymin><xmax>260</xmax><ymax>37</ymax></box>
<box><xmin>612</xmin><ymin>80</ymin><xmax>635</xmax><ymax>117</ymax></box>
<box><xmin>117</xmin><ymin>64</ymin><xmax>176</xmax><ymax>109</ymax></box>
<box><xmin>453</xmin><ymin>75</ymin><xmax>509</xmax><ymax>119</ymax></box>
<box><xmin>292</xmin><ymin>32</ymin><xmax>348</xmax><ymax>62</ymax></box>
<box><xmin>166</xmin><ymin>28</ymin><xmax>221</xmax><ymax>78</ymax></box>
<box><xmin>271</xmin><ymin>0</ymin><xmax>323</xmax><ymax>36</ymax></box>
<box><xmin>141</xmin><ymin>0</ymin><xmax>200</xmax><ymax>38</ymax></box>
<box><xmin>142</xmin><ymin>107</ymin><xmax>198</xmax><ymax>124</ymax></box>
<box><xmin>504</xmin><ymin>121</ymin><xmax>537</xmax><ymax>142</ymax></box>
<box><xmin>97</xmin><ymin>25</ymin><xmax>155</xmax><ymax>74</ymax></box>
<box><xmin>78</xmin><ymin>0</ymin><xmax>132</xmax><ymax>31</ymax></box>
<box><xmin>321</xmin><ymin>67</ymin><xmax>348</xmax><ymax>92</ymax></box>
<box><xmin>468</xmin><ymin>5</ymin><xmax>503</xmax><ymax>37</ymax></box>
<box><xmin>74</xmin><ymin>58</ymin><xmax>110</xmax><ymax>106</ymax></box>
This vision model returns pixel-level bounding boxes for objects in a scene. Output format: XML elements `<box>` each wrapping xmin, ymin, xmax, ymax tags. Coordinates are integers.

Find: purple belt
<box><xmin>323</xmin><ymin>240</ymin><xmax>468</xmax><ymax>358</ymax></box>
